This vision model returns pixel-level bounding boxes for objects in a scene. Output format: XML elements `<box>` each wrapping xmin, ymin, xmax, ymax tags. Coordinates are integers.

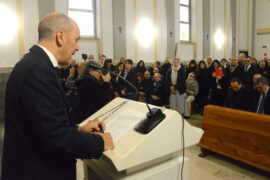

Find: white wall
<box><xmin>226</xmin><ymin>0</ymin><xmax>232</xmax><ymax>59</ymax></box>
<box><xmin>208</xmin><ymin>0</ymin><xmax>253</xmax><ymax>60</ymax></box>
<box><xmin>0</xmin><ymin>0</ymin><xmax>19</xmax><ymax>67</ymax></box>
<box><xmin>136</xmin><ymin>0</ymin><xmax>155</xmax><ymax>62</ymax></box>
<box><xmin>101</xmin><ymin>0</ymin><xmax>114</xmax><ymax>59</ymax></box>
<box><xmin>177</xmin><ymin>43</ymin><xmax>194</xmax><ymax>62</ymax></box>
<box><xmin>0</xmin><ymin>0</ymin><xmax>39</xmax><ymax>66</ymax></box>
<box><xmin>125</xmin><ymin>0</ymin><xmax>135</xmax><ymax>60</ymax></box>
<box><xmin>237</xmin><ymin>0</ymin><xmax>252</xmax><ymax>54</ymax></box>
<box><xmin>196</xmin><ymin>0</ymin><xmax>203</xmax><ymax>60</ymax></box>
<box><xmin>254</xmin><ymin>0</ymin><xmax>270</xmax><ymax>59</ymax></box>
<box><xmin>177</xmin><ymin>0</ymin><xmax>204</xmax><ymax>62</ymax></box>
<box><xmin>214</xmin><ymin>0</ymin><xmax>225</xmax><ymax>59</ymax></box>
<box><xmin>1</xmin><ymin>0</ymin><xmax>263</xmax><ymax>67</ymax></box>
<box><xmin>54</xmin><ymin>0</ymin><xmax>114</xmax><ymax>61</ymax></box>
<box><xmin>54</xmin><ymin>0</ymin><xmax>98</xmax><ymax>62</ymax></box>
<box><xmin>55</xmin><ymin>0</ymin><xmax>68</xmax><ymax>14</ymax></box>
<box><xmin>126</xmin><ymin>0</ymin><xmax>162</xmax><ymax>62</ymax></box>
<box><xmin>157</xmin><ymin>0</ymin><xmax>167</xmax><ymax>61</ymax></box>
<box><xmin>23</xmin><ymin>0</ymin><xmax>39</xmax><ymax>53</ymax></box>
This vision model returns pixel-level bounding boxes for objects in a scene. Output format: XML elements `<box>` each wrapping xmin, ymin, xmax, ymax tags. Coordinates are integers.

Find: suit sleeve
<box><xmin>20</xmin><ymin>66</ymin><xmax>104</xmax><ymax>159</ymax></box>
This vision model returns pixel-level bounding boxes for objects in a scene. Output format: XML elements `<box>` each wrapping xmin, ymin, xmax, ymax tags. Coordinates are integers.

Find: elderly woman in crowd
<box><xmin>149</xmin><ymin>73</ymin><xmax>167</xmax><ymax>106</ymax></box>
<box><xmin>165</xmin><ymin>58</ymin><xmax>186</xmax><ymax>115</ymax></box>
<box><xmin>185</xmin><ymin>72</ymin><xmax>199</xmax><ymax>118</ymax></box>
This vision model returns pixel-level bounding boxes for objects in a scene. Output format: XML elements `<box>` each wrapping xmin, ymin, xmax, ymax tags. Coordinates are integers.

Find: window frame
<box><xmin>68</xmin><ymin>0</ymin><xmax>97</xmax><ymax>39</ymax></box>
<box><xmin>179</xmin><ymin>0</ymin><xmax>191</xmax><ymax>42</ymax></box>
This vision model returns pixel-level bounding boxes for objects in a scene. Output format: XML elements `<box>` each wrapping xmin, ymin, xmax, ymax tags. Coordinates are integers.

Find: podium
<box><xmin>80</xmin><ymin>97</ymin><xmax>202</xmax><ymax>180</ymax></box>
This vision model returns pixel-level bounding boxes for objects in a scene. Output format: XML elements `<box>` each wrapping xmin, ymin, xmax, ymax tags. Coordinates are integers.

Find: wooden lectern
<box><xmin>80</xmin><ymin>97</ymin><xmax>203</xmax><ymax>180</ymax></box>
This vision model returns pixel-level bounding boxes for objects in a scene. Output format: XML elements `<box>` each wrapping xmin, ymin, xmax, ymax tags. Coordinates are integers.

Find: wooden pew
<box><xmin>198</xmin><ymin>105</ymin><xmax>270</xmax><ymax>173</ymax></box>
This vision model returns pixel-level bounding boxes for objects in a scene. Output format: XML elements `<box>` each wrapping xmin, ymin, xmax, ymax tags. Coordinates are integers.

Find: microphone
<box><xmin>88</xmin><ymin>62</ymin><xmax>166</xmax><ymax>134</ymax></box>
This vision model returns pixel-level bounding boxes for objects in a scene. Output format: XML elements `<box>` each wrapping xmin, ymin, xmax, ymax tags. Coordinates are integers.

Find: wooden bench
<box><xmin>190</xmin><ymin>101</ymin><xmax>196</xmax><ymax>115</ymax></box>
<box><xmin>198</xmin><ymin>105</ymin><xmax>270</xmax><ymax>173</ymax></box>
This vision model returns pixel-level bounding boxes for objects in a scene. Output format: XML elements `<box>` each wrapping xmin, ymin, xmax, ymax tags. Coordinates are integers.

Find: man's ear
<box><xmin>56</xmin><ymin>30</ymin><xmax>65</xmax><ymax>47</ymax></box>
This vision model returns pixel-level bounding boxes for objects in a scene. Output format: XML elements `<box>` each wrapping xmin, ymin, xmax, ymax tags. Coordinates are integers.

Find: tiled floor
<box><xmin>76</xmin><ymin>114</ymin><xmax>270</xmax><ymax>180</ymax></box>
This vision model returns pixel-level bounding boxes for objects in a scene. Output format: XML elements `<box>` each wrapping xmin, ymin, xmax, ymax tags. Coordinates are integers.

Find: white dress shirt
<box><xmin>37</xmin><ymin>44</ymin><xmax>58</xmax><ymax>67</ymax></box>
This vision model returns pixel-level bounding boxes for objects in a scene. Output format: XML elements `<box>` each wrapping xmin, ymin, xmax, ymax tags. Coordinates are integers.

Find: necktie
<box><xmin>124</xmin><ymin>70</ymin><xmax>128</xmax><ymax>79</ymax></box>
<box><xmin>258</xmin><ymin>93</ymin><xmax>266</xmax><ymax>114</ymax></box>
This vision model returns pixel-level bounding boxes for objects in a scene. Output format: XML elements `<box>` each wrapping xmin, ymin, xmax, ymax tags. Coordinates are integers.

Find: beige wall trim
<box><xmin>195</xmin><ymin>0</ymin><xmax>197</xmax><ymax>59</ymax></box>
<box><xmin>224</xmin><ymin>0</ymin><xmax>227</xmax><ymax>58</ymax></box>
<box><xmin>97</xmin><ymin>0</ymin><xmax>103</xmax><ymax>57</ymax></box>
<box><xmin>181</xmin><ymin>42</ymin><xmax>195</xmax><ymax>45</ymax></box>
<box><xmin>79</xmin><ymin>38</ymin><xmax>99</xmax><ymax>42</ymax></box>
<box><xmin>212</xmin><ymin>0</ymin><xmax>215</xmax><ymax>58</ymax></box>
<box><xmin>237</xmin><ymin>0</ymin><xmax>240</xmax><ymax>54</ymax></box>
<box><xmin>257</xmin><ymin>28</ymin><xmax>270</xmax><ymax>35</ymax></box>
<box><xmin>16</xmin><ymin>0</ymin><xmax>25</xmax><ymax>59</ymax></box>
<box><xmin>134</xmin><ymin>0</ymin><xmax>138</xmax><ymax>62</ymax></box>
<box><xmin>154</xmin><ymin>0</ymin><xmax>158</xmax><ymax>61</ymax></box>
<box><xmin>247</xmin><ymin>0</ymin><xmax>250</xmax><ymax>52</ymax></box>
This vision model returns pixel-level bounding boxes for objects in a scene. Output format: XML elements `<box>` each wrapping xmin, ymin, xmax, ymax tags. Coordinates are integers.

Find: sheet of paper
<box><xmin>105</xmin><ymin>109</ymin><xmax>146</xmax><ymax>142</ymax></box>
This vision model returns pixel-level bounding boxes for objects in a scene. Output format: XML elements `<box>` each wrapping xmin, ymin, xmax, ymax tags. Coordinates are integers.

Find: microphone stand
<box><xmin>89</xmin><ymin>63</ymin><xmax>166</xmax><ymax>134</ymax></box>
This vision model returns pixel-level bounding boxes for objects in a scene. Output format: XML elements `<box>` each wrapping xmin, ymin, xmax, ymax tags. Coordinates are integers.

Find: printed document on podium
<box><xmin>105</xmin><ymin>109</ymin><xmax>146</xmax><ymax>142</ymax></box>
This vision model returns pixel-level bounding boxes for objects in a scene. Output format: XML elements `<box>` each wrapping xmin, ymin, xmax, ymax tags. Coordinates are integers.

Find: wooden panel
<box><xmin>198</xmin><ymin>105</ymin><xmax>270</xmax><ymax>173</ymax></box>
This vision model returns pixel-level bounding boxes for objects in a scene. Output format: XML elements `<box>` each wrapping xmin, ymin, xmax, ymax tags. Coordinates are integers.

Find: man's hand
<box><xmin>170</xmin><ymin>86</ymin><xmax>176</xmax><ymax>94</ymax></box>
<box><xmin>78</xmin><ymin>120</ymin><xmax>105</xmax><ymax>133</ymax></box>
<box><xmin>151</xmin><ymin>95</ymin><xmax>159</xmax><ymax>100</ymax></box>
<box><xmin>140</xmin><ymin>92</ymin><xmax>145</xmax><ymax>96</ymax></box>
<box><xmin>114</xmin><ymin>91</ymin><xmax>120</xmax><ymax>97</ymax></box>
<box><xmin>102</xmin><ymin>72</ymin><xmax>111</xmax><ymax>82</ymax></box>
<box><xmin>96</xmin><ymin>132</ymin><xmax>114</xmax><ymax>150</ymax></box>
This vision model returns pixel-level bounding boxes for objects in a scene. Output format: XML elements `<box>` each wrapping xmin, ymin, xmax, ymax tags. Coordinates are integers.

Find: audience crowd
<box><xmin>56</xmin><ymin>53</ymin><xmax>270</xmax><ymax>122</ymax></box>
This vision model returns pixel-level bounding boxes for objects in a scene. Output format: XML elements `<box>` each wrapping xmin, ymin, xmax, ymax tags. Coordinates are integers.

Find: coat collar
<box><xmin>29</xmin><ymin>45</ymin><xmax>55</xmax><ymax>70</ymax></box>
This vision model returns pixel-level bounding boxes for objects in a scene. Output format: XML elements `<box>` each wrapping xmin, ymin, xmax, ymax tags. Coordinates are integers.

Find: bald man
<box><xmin>1</xmin><ymin>13</ymin><xmax>114</xmax><ymax>180</ymax></box>
<box><xmin>228</xmin><ymin>55</ymin><xmax>244</xmax><ymax>82</ymax></box>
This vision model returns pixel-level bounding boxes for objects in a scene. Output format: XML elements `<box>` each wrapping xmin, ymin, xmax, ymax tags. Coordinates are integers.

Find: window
<box><xmin>179</xmin><ymin>0</ymin><xmax>191</xmax><ymax>41</ymax></box>
<box><xmin>68</xmin><ymin>0</ymin><xmax>97</xmax><ymax>38</ymax></box>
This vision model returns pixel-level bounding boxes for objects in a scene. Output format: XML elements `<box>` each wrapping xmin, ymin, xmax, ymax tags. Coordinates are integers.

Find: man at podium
<box><xmin>1</xmin><ymin>13</ymin><xmax>114</xmax><ymax>180</ymax></box>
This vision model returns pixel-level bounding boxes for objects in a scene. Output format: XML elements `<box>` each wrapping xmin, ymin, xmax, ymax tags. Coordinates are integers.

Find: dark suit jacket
<box><xmin>165</xmin><ymin>65</ymin><xmax>186</xmax><ymax>95</ymax></box>
<box><xmin>227</xmin><ymin>64</ymin><xmax>244</xmax><ymax>82</ymax></box>
<box><xmin>224</xmin><ymin>86</ymin><xmax>251</xmax><ymax>111</ymax></box>
<box><xmin>120</xmin><ymin>69</ymin><xmax>137</xmax><ymax>94</ymax></box>
<box><xmin>160</xmin><ymin>63</ymin><xmax>171</xmax><ymax>78</ymax></box>
<box><xmin>149</xmin><ymin>81</ymin><xmax>167</xmax><ymax>106</ymax></box>
<box><xmin>112</xmin><ymin>71</ymin><xmax>124</xmax><ymax>95</ymax></box>
<box><xmin>243</xmin><ymin>65</ymin><xmax>256</xmax><ymax>90</ymax></box>
<box><xmin>251</xmin><ymin>88</ymin><xmax>270</xmax><ymax>115</ymax></box>
<box><xmin>1</xmin><ymin>45</ymin><xmax>104</xmax><ymax>180</ymax></box>
<box><xmin>141</xmin><ymin>78</ymin><xmax>154</xmax><ymax>97</ymax></box>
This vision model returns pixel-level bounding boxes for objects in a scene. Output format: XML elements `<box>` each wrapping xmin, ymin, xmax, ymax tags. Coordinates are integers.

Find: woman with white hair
<box><xmin>185</xmin><ymin>72</ymin><xmax>199</xmax><ymax>118</ymax></box>
<box><xmin>165</xmin><ymin>58</ymin><xmax>186</xmax><ymax>115</ymax></box>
